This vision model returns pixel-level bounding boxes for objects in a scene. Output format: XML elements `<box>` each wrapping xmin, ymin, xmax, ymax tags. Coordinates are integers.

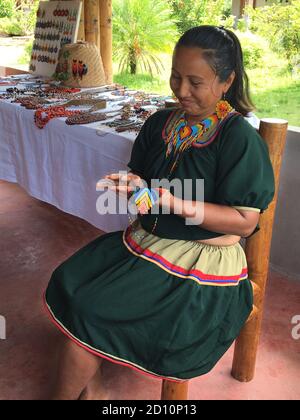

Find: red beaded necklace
<box><xmin>34</xmin><ymin>106</ymin><xmax>82</xmax><ymax>129</ymax></box>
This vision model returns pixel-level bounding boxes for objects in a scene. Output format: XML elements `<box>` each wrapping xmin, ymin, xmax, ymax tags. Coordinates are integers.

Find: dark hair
<box><xmin>175</xmin><ymin>25</ymin><xmax>255</xmax><ymax>116</ymax></box>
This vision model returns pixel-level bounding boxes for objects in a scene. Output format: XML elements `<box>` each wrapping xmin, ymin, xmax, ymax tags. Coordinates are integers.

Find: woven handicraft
<box><xmin>54</xmin><ymin>42</ymin><xmax>106</xmax><ymax>88</ymax></box>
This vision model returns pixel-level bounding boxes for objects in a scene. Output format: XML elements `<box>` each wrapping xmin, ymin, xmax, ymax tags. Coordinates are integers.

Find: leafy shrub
<box><xmin>236</xmin><ymin>31</ymin><xmax>264</xmax><ymax>69</ymax></box>
<box><xmin>168</xmin><ymin>0</ymin><xmax>234</xmax><ymax>34</ymax></box>
<box><xmin>0</xmin><ymin>0</ymin><xmax>38</xmax><ymax>35</ymax></box>
<box><xmin>18</xmin><ymin>39</ymin><xmax>33</xmax><ymax>64</ymax></box>
<box><xmin>246</xmin><ymin>0</ymin><xmax>300</xmax><ymax>71</ymax></box>
<box><xmin>0</xmin><ymin>0</ymin><xmax>14</xmax><ymax>18</ymax></box>
<box><xmin>113</xmin><ymin>0</ymin><xmax>178</xmax><ymax>75</ymax></box>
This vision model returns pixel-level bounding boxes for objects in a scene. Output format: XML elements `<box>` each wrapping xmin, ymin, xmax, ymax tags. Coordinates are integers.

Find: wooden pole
<box><xmin>84</xmin><ymin>0</ymin><xmax>100</xmax><ymax>48</ymax></box>
<box><xmin>77</xmin><ymin>0</ymin><xmax>85</xmax><ymax>41</ymax></box>
<box><xmin>99</xmin><ymin>0</ymin><xmax>113</xmax><ymax>84</ymax></box>
<box><xmin>231</xmin><ymin>119</ymin><xmax>288</xmax><ymax>382</ymax></box>
<box><xmin>161</xmin><ymin>380</ymin><xmax>189</xmax><ymax>400</ymax></box>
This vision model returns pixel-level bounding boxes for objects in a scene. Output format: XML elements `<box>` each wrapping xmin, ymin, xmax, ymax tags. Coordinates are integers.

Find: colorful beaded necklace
<box><xmin>163</xmin><ymin>100</ymin><xmax>237</xmax><ymax>174</ymax></box>
<box><xmin>34</xmin><ymin>106</ymin><xmax>82</xmax><ymax>129</ymax></box>
<box><xmin>128</xmin><ymin>100</ymin><xmax>238</xmax><ymax>239</ymax></box>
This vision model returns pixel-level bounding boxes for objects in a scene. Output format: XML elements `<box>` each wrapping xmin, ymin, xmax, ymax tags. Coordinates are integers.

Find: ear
<box><xmin>224</xmin><ymin>71</ymin><xmax>235</xmax><ymax>93</ymax></box>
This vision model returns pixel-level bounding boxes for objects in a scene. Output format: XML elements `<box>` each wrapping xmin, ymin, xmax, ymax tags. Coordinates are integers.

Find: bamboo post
<box><xmin>99</xmin><ymin>0</ymin><xmax>113</xmax><ymax>84</ymax></box>
<box><xmin>84</xmin><ymin>0</ymin><xmax>100</xmax><ymax>48</ymax></box>
<box><xmin>161</xmin><ymin>380</ymin><xmax>189</xmax><ymax>400</ymax></box>
<box><xmin>77</xmin><ymin>0</ymin><xmax>85</xmax><ymax>41</ymax></box>
<box><xmin>231</xmin><ymin>119</ymin><xmax>288</xmax><ymax>382</ymax></box>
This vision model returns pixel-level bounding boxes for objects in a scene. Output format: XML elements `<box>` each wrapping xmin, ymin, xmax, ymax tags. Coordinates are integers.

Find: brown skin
<box><xmin>51</xmin><ymin>337</ymin><xmax>107</xmax><ymax>400</ymax></box>
<box><xmin>170</xmin><ymin>46</ymin><xmax>235</xmax><ymax>124</ymax></box>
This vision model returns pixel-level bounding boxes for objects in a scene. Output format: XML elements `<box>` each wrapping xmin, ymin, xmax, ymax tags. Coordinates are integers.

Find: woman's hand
<box><xmin>97</xmin><ymin>175</ymin><xmax>178</xmax><ymax>214</ymax></box>
<box><xmin>153</xmin><ymin>187</ymin><xmax>176</xmax><ymax>213</ymax></box>
<box><xmin>97</xmin><ymin>172</ymin><xmax>146</xmax><ymax>198</ymax></box>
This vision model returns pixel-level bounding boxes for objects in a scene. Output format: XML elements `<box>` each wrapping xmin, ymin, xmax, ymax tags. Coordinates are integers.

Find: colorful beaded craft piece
<box><xmin>133</xmin><ymin>188</ymin><xmax>159</xmax><ymax>214</ymax></box>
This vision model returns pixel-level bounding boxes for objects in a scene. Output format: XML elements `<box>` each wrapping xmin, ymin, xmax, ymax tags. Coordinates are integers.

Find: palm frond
<box><xmin>113</xmin><ymin>0</ymin><xmax>178</xmax><ymax>76</ymax></box>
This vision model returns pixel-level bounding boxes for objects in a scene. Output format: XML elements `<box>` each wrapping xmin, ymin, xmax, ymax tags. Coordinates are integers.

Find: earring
<box><xmin>215</xmin><ymin>93</ymin><xmax>233</xmax><ymax>119</ymax></box>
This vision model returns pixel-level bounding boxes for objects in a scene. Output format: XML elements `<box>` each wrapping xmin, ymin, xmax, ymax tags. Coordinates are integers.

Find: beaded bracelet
<box><xmin>12</xmin><ymin>96</ymin><xmax>50</xmax><ymax>109</ymax></box>
<box><xmin>65</xmin><ymin>112</ymin><xmax>107</xmax><ymax>125</ymax></box>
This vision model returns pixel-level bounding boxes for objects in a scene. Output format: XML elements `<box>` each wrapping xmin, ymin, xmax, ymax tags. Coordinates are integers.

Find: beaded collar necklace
<box><xmin>162</xmin><ymin>100</ymin><xmax>237</xmax><ymax>175</ymax></box>
<box><xmin>128</xmin><ymin>100</ymin><xmax>239</xmax><ymax>240</ymax></box>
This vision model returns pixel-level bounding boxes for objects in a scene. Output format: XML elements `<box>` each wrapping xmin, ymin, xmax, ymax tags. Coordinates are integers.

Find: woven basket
<box><xmin>54</xmin><ymin>42</ymin><xmax>106</xmax><ymax>88</ymax></box>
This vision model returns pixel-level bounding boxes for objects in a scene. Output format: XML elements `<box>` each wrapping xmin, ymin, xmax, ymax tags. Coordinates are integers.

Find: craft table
<box><xmin>0</xmin><ymin>97</ymin><xmax>135</xmax><ymax>232</ymax></box>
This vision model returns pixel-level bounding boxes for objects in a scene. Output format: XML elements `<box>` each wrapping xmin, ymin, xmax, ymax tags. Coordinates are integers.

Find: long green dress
<box><xmin>44</xmin><ymin>108</ymin><xmax>275</xmax><ymax>382</ymax></box>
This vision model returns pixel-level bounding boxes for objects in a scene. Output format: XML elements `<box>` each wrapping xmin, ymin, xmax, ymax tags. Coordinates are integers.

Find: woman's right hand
<box><xmin>97</xmin><ymin>172</ymin><xmax>146</xmax><ymax>198</ymax></box>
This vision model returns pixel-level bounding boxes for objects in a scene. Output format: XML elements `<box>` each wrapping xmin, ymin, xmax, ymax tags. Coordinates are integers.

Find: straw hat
<box><xmin>54</xmin><ymin>42</ymin><xmax>106</xmax><ymax>88</ymax></box>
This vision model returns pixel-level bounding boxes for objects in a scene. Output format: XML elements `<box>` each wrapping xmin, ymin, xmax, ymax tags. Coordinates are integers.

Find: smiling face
<box><xmin>170</xmin><ymin>46</ymin><xmax>235</xmax><ymax>123</ymax></box>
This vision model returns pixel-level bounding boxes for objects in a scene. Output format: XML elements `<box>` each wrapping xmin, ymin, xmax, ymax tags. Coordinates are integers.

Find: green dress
<box><xmin>44</xmin><ymin>108</ymin><xmax>275</xmax><ymax>382</ymax></box>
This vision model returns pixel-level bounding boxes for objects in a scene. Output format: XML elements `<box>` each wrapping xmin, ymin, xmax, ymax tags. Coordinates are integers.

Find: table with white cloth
<box><xmin>0</xmin><ymin>98</ymin><xmax>136</xmax><ymax>232</ymax></box>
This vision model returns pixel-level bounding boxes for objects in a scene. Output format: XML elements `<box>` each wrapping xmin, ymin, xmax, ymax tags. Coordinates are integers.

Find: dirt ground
<box><xmin>0</xmin><ymin>35</ymin><xmax>32</xmax><ymax>70</ymax></box>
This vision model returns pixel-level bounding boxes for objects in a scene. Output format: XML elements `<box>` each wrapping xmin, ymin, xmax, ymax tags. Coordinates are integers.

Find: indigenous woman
<box><xmin>44</xmin><ymin>26</ymin><xmax>275</xmax><ymax>400</ymax></box>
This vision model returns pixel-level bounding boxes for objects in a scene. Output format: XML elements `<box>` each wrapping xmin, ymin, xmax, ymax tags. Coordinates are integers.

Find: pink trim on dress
<box><xmin>43</xmin><ymin>292</ymin><xmax>185</xmax><ymax>383</ymax></box>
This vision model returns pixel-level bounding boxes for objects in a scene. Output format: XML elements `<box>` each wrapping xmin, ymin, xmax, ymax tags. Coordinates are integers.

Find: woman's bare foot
<box><xmin>79</xmin><ymin>368</ymin><xmax>110</xmax><ymax>400</ymax></box>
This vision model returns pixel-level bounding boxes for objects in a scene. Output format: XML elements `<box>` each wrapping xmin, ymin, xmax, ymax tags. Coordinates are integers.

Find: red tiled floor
<box><xmin>0</xmin><ymin>180</ymin><xmax>299</xmax><ymax>400</ymax></box>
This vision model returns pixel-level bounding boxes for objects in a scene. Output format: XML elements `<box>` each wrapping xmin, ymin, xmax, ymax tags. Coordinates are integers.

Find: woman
<box><xmin>44</xmin><ymin>26</ymin><xmax>275</xmax><ymax>399</ymax></box>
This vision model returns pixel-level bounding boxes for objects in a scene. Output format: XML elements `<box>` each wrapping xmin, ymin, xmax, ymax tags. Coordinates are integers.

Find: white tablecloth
<box><xmin>0</xmin><ymin>100</ymin><xmax>136</xmax><ymax>232</ymax></box>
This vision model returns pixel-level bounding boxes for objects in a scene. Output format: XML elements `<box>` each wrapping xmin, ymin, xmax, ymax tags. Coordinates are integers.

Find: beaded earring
<box><xmin>215</xmin><ymin>92</ymin><xmax>233</xmax><ymax>119</ymax></box>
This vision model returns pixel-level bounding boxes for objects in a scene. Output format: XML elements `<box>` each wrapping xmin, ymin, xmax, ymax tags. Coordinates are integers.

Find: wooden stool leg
<box><xmin>161</xmin><ymin>380</ymin><xmax>189</xmax><ymax>400</ymax></box>
<box><xmin>231</xmin><ymin>305</ymin><xmax>260</xmax><ymax>382</ymax></box>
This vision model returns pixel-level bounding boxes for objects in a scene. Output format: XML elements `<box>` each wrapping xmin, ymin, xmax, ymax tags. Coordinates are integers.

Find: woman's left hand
<box><xmin>153</xmin><ymin>187</ymin><xmax>176</xmax><ymax>213</ymax></box>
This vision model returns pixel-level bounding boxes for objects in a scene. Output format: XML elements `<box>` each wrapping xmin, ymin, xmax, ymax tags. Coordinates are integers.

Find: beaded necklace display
<box><xmin>128</xmin><ymin>100</ymin><xmax>238</xmax><ymax>241</ymax></box>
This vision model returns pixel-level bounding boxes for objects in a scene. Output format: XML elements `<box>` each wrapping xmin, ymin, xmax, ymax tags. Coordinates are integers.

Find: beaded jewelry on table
<box><xmin>34</xmin><ymin>106</ymin><xmax>82</xmax><ymax>129</ymax></box>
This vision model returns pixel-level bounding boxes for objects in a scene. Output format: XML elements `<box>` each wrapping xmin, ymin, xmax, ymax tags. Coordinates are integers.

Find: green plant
<box><xmin>168</xmin><ymin>0</ymin><xmax>234</xmax><ymax>34</ymax></box>
<box><xmin>246</xmin><ymin>0</ymin><xmax>300</xmax><ymax>71</ymax></box>
<box><xmin>236</xmin><ymin>31</ymin><xmax>264</xmax><ymax>69</ymax></box>
<box><xmin>113</xmin><ymin>0</ymin><xmax>178</xmax><ymax>75</ymax></box>
<box><xmin>18</xmin><ymin>39</ymin><xmax>33</xmax><ymax>64</ymax></box>
<box><xmin>0</xmin><ymin>16</ymin><xmax>23</xmax><ymax>35</ymax></box>
<box><xmin>0</xmin><ymin>0</ymin><xmax>14</xmax><ymax>18</ymax></box>
<box><xmin>0</xmin><ymin>0</ymin><xmax>38</xmax><ymax>35</ymax></box>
